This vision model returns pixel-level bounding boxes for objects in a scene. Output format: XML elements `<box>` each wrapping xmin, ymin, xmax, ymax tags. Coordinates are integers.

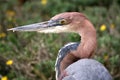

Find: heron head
<box><xmin>8</xmin><ymin>12</ymin><xmax>86</xmax><ymax>33</ymax></box>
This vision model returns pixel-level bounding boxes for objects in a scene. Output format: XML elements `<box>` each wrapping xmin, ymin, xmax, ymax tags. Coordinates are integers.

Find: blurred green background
<box><xmin>0</xmin><ymin>0</ymin><xmax>120</xmax><ymax>80</ymax></box>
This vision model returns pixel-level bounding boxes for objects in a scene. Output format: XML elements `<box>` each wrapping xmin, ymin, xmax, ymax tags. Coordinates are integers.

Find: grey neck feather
<box><xmin>55</xmin><ymin>42</ymin><xmax>79</xmax><ymax>78</ymax></box>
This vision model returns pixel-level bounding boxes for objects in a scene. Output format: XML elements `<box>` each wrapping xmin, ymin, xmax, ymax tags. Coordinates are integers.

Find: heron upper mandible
<box><xmin>8</xmin><ymin>12</ymin><xmax>112</xmax><ymax>80</ymax></box>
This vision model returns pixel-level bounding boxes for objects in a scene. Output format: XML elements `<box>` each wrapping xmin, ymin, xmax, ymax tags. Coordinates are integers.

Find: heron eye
<box><xmin>59</xmin><ymin>19</ymin><xmax>67</xmax><ymax>25</ymax></box>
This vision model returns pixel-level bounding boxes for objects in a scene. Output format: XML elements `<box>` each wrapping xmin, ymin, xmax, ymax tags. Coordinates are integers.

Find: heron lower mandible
<box><xmin>8</xmin><ymin>12</ymin><xmax>112</xmax><ymax>80</ymax></box>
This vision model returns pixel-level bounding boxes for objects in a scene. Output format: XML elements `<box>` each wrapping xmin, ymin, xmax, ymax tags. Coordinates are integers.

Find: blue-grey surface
<box><xmin>55</xmin><ymin>42</ymin><xmax>79</xmax><ymax>78</ymax></box>
<box><xmin>62</xmin><ymin>76</ymin><xmax>76</xmax><ymax>80</ymax></box>
<box><xmin>63</xmin><ymin>59</ymin><xmax>112</xmax><ymax>80</ymax></box>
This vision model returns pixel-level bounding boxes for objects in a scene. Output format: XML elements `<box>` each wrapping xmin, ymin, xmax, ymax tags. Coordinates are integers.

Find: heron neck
<box><xmin>76</xmin><ymin>19</ymin><xmax>97</xmax><ymax>58</ymax></box>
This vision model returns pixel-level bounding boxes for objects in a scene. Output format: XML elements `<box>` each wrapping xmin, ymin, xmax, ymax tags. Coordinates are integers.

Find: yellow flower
<box><xmin>41</xmin><ymin>0</ymin><xmax>47</xmax><ymax>5</ymax></box>
<box><xmin>6</xmin><ymin>10</ymin><xmax>15</xmax><ymax>17</ymax></box>
<box><xmin>6</xmin><ymin>60</ymin><xmax>13</xmax><ymax>66</ymax></box>
<box><xmin>110</xmin><ymin>24</ymin><xmax>115</xmax><ymax>29</ymax></box>
<box><xmin>100</xmin><ymin>24</ymin><xmax>106</xmax><ymax>31</ymax></box>
<box><xmin>0</xmin><ymin>33</ymin><xmax>6</xmax><ymax>38</ymax></box>
<box><xmin>1</xmin><ymin>76</ymin><xmax>8</xmax><ymax>80</ymax></box>
<box><xmin>104</xmin><ymin>55</ymin><xmax>109</xmax><ymax>61</ymax></box>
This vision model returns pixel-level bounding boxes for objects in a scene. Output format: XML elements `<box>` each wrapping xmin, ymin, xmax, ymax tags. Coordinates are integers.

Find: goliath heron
<box><xmin>8</xmin><ymin>12</ymin><xmax>112</xmax><ymax>80</ymax></box>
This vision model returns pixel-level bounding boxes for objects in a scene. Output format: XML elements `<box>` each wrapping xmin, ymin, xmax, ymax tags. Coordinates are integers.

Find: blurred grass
<box><xmin>0</xmin><ymin>0</ymin><xmax>120</xmax><ymax>80</ymax></box>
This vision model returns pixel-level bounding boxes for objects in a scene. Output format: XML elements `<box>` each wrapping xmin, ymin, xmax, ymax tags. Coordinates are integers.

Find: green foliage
<box><xmin>0</xmin><ymin>0</ymin><xmax>120</xmax><ymax>80</ymax></box>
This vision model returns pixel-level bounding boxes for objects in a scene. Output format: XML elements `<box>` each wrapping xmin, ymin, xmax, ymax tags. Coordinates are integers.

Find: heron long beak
<box><xmin>8</xmin><ymin>20</ymin><xmax>53</xmax><ymax>32</ymax></box>
<box><xmin>8</xmin><ymin>19</ymin><xmax>70</xmax><ymax>33</ymax></box>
